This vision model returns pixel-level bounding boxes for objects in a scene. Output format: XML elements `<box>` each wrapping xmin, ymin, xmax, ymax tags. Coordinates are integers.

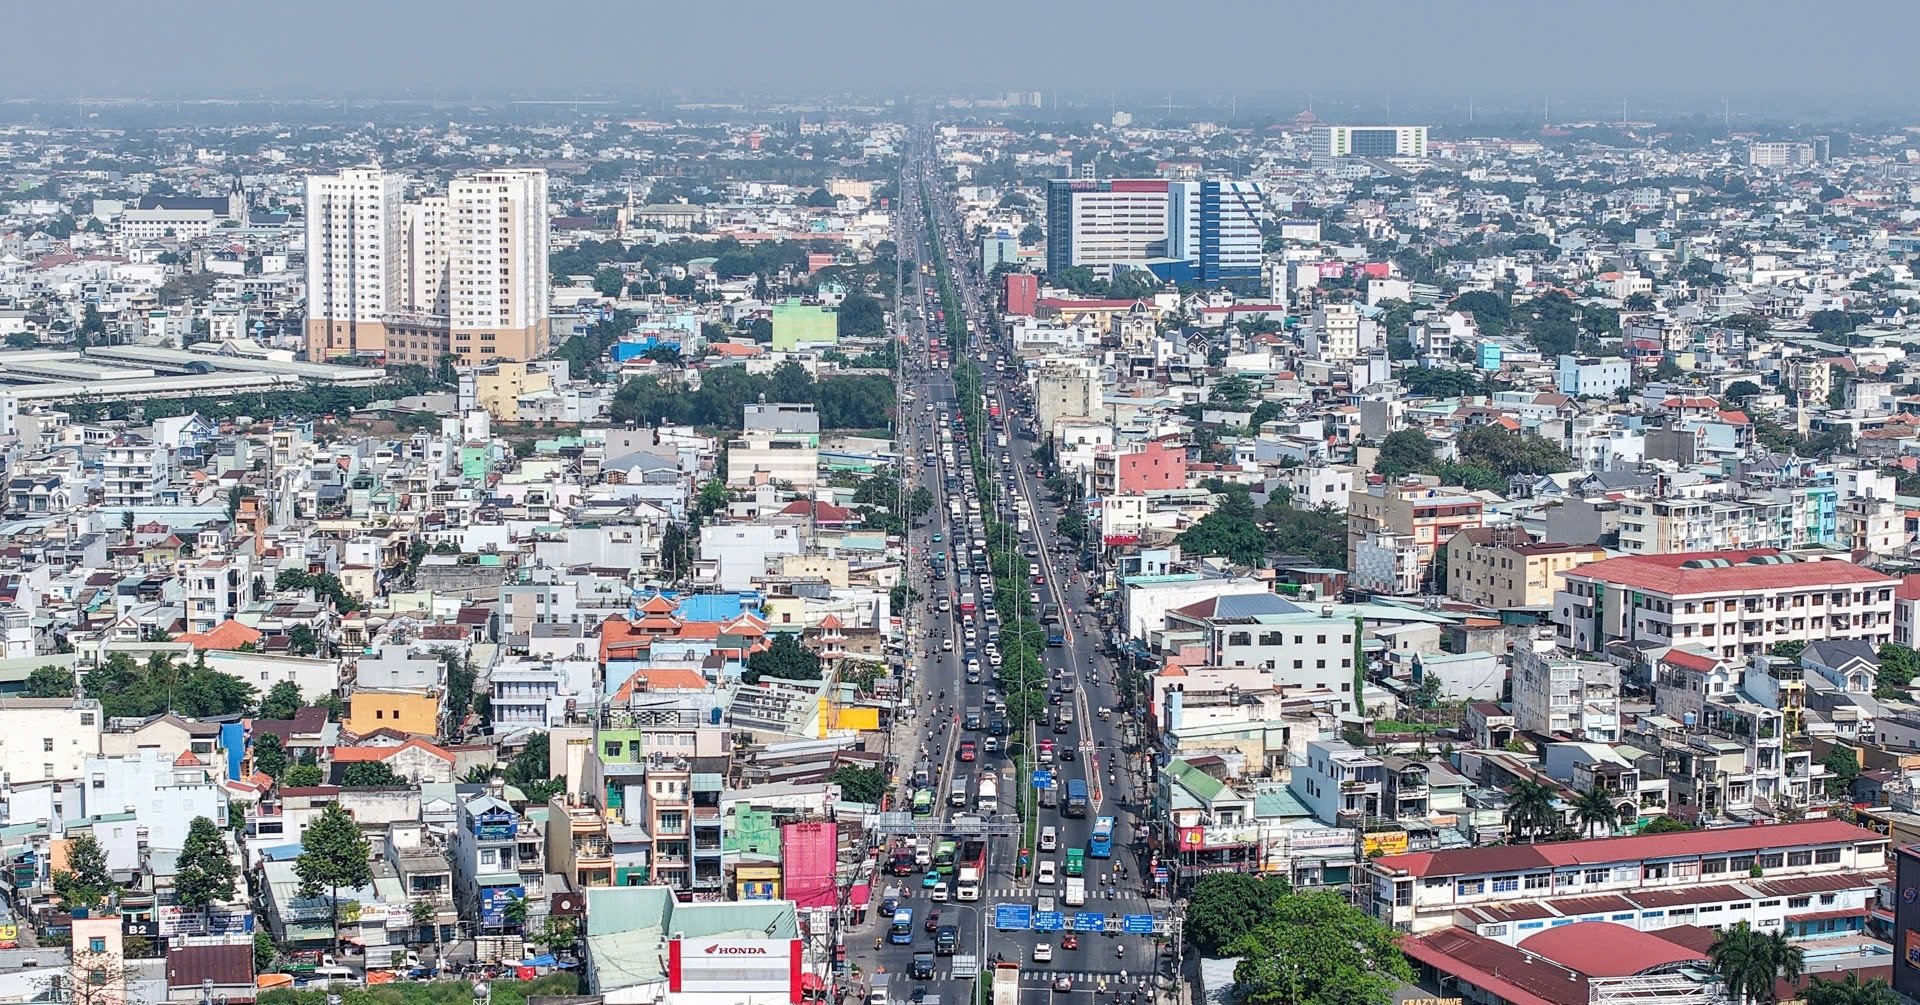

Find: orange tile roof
<box><xmin>332</xmin><ymin>738</ymin><xmax>454</xmax><ymax>764</ymax></box>
<box><xmin>175</xmin><ymin>619</ymin><xmax>264</xmax><ymax>652</ymax></box>
<box><xmin>611</xmin><ymin>668</ymin><xmax>710</xmax><ymax>701</ymax></box>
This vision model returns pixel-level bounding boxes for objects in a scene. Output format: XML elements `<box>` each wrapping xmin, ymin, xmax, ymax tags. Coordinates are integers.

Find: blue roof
<box><xmin>1212</xmin><ymin>593</ymin><xmax>1300</xmax><ymax>619</ymax></box>
<box><xmin>677</xmin><ymin>593</ymin><xmax>748</xmax><ymax>622</ymax></box>
<box><xmin>260</xmin><ymin>844</ymin><xmax>304</xmax><ymax>862</ymax></box>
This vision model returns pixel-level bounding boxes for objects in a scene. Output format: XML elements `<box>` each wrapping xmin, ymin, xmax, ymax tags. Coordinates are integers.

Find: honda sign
<box><xmin>667</xmin><ymin>937</ymin><xmax>802</xmax><ymax>1001</ymax></box>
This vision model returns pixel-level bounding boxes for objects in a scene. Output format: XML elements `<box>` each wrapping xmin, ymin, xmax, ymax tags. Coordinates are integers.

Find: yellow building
<box><xmin>1445</xmin><ymin>527</ymin><xmax>1605</xmax><ymax>610</ymax></box>
<box><xmin>473</xmin><ymin>362</ymin><xmax>556</xmax><ymax>422</ymax></box>
<box><xmin>736</xmin><ymin>863</ymin><xmax>782</xmax><ymax>901</ymax></box>
<box><xmin>344</xmin><ymin>689</ymin><xmax>442</xmax><ymax>737</ymax></box>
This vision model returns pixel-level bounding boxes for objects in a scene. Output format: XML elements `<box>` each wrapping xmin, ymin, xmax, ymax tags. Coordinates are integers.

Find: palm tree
<box><xmin>1709</xmin><ymin>923</ymin><xmax>1804</xmax><ymax>1005</ymax></box>
<box><xmin>1503</xmin><ymin>780</ymin><xmax>1558</xmax><ymax>842</ymax></box>
<box><xmin>1571</xmin><ymin>786</ymin><xmax>1622</xmax><ymax>837</ymax></box>
<box><xmin>1803</xmin><ymin>973</ymin><xmax>1898</xmax><ymax>1005</ymax></box>
<box><xmin>1763</xmin><ymin>929</ymin><xmax>1804</xmax><ymax>1003</ymax></box>
<box><xmin>1709</xmin><ymin>924</ymin><xmax>1770</xmax><ymax>1005</ymax></box>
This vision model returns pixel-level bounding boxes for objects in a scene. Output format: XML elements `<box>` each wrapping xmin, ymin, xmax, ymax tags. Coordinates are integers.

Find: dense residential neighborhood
<box><xmin>8</xmin><ymin>43</ymin><xmax>1920</xmax><ymax>1005</ymax></box>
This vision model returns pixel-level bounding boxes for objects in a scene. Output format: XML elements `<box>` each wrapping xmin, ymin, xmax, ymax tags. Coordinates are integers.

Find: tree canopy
<box><xmin>295</xmin><ymin>803</ymin><xmax>373</xmax><ymax>947</ymax></box>
<box><xmin>1187</xmin><ymin>874</ymin><xmax>1293</xmax><ymax>954</ymax></box>
<box><xmin>81</xmin><ymin>652</ymin><xmax>255</xmax><ymax>720</ymax></box>
<box><xmin>610</xmin><ymin>362</ymin><xmax>894</xmax><ymax>431</ymax></box>
<box><xmin>1228</xmin><ymin>889</ymin><xmax>1415</xmax><ymax>1005</ymax></box>
<box><xmin>173</xmin><ymin>816</ymin><xmax>238</xmax><ymax>910</ymax></box>
<box><xmin>745</xmin><ymin>633</ymin><xmax>822</xmax><ymax>684</ymax></box>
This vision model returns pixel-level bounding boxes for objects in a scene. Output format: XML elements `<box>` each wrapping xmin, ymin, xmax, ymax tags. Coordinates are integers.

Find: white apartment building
<box><xmin>305</xmin><ymin>166</ymin><xmax>406</xmax><ymax>360</ymax></box>
<box><xmin>307</xmin><ymin>166</ymin><xmax>550</xmax><ymax>365</ymax></box>
<box><xmin>1044</xmin><ymin>178</ymin><xmax>1192</xmax><ymax>279</ymax></box>
<box><xmin>1311</xmin><ymin>125</ymin><xmax>1429</xmax><ymax>159</ymax></box>
<box><xmin>1512</xmin><ymin>647</ymin><xmax>1621</xmax><ymax>740</ymax></box>
<box><xmin>120</xmin><ymin>207</ymin><xmax>218</xmax><ymax>242</ymax></box>
<box><xmin>0</xmin><ymin>698</ymin><xmax>102</xmax><ymax>783</ymax></box>
<box><xmin>1556</xmin><ymin>551</ymin><xmax>1898</xmax><ymax>659</ymax></box>
<box><xmin>1305</xmin><ymin>304</ymin><xmax>1363</xmax><ymax>361</ymax></box>
<box><xmin>448</xmin><ymin>169</ymin><xmax>552</xmax><ymax>364</ymax></box>
<box><xmin>102</xmin><ymin>436</ymin><xmax>171</xmax><ymax>508</ymax></box>
<box><xmin>1365</xmin><ymin>819</ymin><xmax>1887</xmax><ymax>941</ymax></box>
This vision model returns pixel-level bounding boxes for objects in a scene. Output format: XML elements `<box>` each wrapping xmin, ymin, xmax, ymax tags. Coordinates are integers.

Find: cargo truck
<box><xmin>1063</xmin><ymin>876</ymin><xmax>1086</xmax><ymax>907</ymax></box>
<box><xmin>956</xmin><ymin>839</ymin><xmax>988</xmax><ymax>901</ymax></box>
<box><xmin>977</xmin><ymin>773</ymin><xmax>999</xmax><ymax>814</ymax></box>
<box><xmin>992</xmin><ymin>964</ymin><xmax>1021</xmax><ymax>1005</ymax></box>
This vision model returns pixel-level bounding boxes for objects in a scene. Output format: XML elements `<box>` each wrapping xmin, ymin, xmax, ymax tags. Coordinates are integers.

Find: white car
<box><xmin>1036</xmin><ymin>860</ymin><xmax>1057</xmax><ymax>885</ymax></box>
<box><xmin>1032</xmin><ymin>943</ymin><xmax>1053</xmax><ymax>964</ymax></box>
<box><xmin>932</xmin><ymin>881</ymin><xmax>951</xmax><ymax>902</ymax></box>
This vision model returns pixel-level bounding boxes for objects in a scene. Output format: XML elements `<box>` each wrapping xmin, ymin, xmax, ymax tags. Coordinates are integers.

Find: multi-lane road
<box><xmin>851</xmin><ymin>132</ymin><xmax>1165</xmax><ymax>1005</ymax></box>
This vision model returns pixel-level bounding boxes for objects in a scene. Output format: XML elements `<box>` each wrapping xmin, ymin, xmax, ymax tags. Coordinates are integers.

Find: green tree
<box><xmin>252</xmin><ymin>930</ymin><xmax>277</xmax><ymax>973</ymax></box>
<box><xmin>1878</xmin><ymin>642</ymin><xmax>1920</xmax><ymax>692</ymax></box>
<box><xmin>52</xmin><ymin>832</ymin><xmax>118</xmax><ymax>908</ymax></box>
<box><xmin>1823</xmin><ymin>747</ymin><xmax>1860</xmax><ymax>799</ymax></box>
<box><xmin>286</xmin><ymin>624</ymin><xmax>321</xmax><ymax>657</ymax></box>
<box><xmin>341</xmin><ymin>761</ymin><xmax>405</xmax><ymax>786</ymax></box>
<box><xmin>259</xmin><ymin>680</ymin><xmax>304</xmax><ymax>721</ymax></box>
<box><xmin>1570</xmin><ymin>786</ymin><xmax>1622</xmax><ymax>837</ymax></box>
<box><xmin>1802</xmin><ymin>973</ymin><xmax>1900</xmax><ymax>1005</ymax></box>
<box><xmin>745</xmin><ymin>633</ymin><xmax>822</xmax><ymax>684</ymax></box>
<box><xmin>1769</xmin><ymin>640</ymin><xmax>1807</xmax><ymax>662</ymax></box>
<box><xmin>283</xmin><ymin>763</ymin><xmax>323</xmax><ymax>787</ymax></box>
<box><xmin>1187</xmin><ymin>873</ymin><xmax>1292</xmax><ymax>954</ymax></box>
<box><xmin>502</xmin><ymin>893</ymin><xmax>530</xmax><ymax>931</ymax></box>
<box><xmin>173</xmin><ymin>816</ymin><xmax>238</xmax><ymax>909</ymax></box>
<box><xmin>1228</xmin><ymin>889</ymin><xmax>1415</xmax><ymax>1005</ymax></box>
<box><xmin>1456</xmin><ymin>424</ymin><xmax>1571</xmax><ymax>476</ymax></box>
<box><xmin>252</xmin><ymin>733</ymin><xmax>287</xmax><ymax>783</ymax></box>
<box><xmin>295</xmin><ymin>802</ymin><xmax>374</xmax><ymax>949</ymax></box>
<box><xmin>1724</xmin><ymin>380</ymin><xmax>1762</xmax><ymax>404</ymax></box>
<box><xmin>1709</xmin><ymin>923</ymin><xmax>1804</xmax><ymax>1005</ymax></box>
<box><xmin>24</xmin><ymin>665</ymin><xmax>75</xmax><ymax>698</ymax></box>
<box><xmin>1452</xmin><ymin>290</ymin><xmax>1511</xmax><ymax>335</ymax></box>
<box><xmin>1409</xmin><ymin>673</ymin><xmax>1442</xmax><ymax>710</ymax></box>
<box><xmin>1641</xmin><ymin>815</ymin><xmax>1694</xmax><ymax>834</ymax></box>
<box><xmin>592</xmin><ymin>267</ymin><xmax>626</xmax><ymax>298</ymax></box>
<box><xmin>829</xmin><ymin>766</ymin><xmax>887</xmax><ymax>804</ymax></box>
<box><xmin>836</xmin><ymin>291</ymin><xmax>888</xmax><ymax>339</ymax></box>
<box><xmin>1375</xmin><ymin>429</ymin><xmax>1436</xmax><ymax>479</ymax></box>
<box><xmin>1503</xmin><ymin>779</ymin><xmax>1559</xmax><ymax>842</ymax></box>
<box><xmin>1175</xmin><ymin>509</ymin><xmax>1267</xmax><ymax>567</ymax></box>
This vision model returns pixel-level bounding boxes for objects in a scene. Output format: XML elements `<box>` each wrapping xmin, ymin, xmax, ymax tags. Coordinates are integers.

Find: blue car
<box><xmin>932</xmin><ymin>533</ymin><xmax>943</xmax><ymax>543</ymax></box>
<box><xmin>923</xmin><ymin>870</ymin><xmax>941</xmax><ymax>889</ymax></box>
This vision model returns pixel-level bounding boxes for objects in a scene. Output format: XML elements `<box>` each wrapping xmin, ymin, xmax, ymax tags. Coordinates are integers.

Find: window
<box><xmin>1788</xmin><ymin>850</ymin><xmax>1812</xmax><ymax>867</ymax></box>
<box><xmin>1524</xmin><ymin>873</ymin><xmax>1551</xmax><ymax>890</ymax></box>
<box><xmin>1758</xmin><ymin>853</ymin><xmax>1784</xmax><ymax>869</ymax></box>
<box><xmin>89</xmin><ymin>969</ymin><xmax>107</xmax><ymax>987</ymax></box>
<box><xmin>42</xmin><ymin>738</ymin><xmax>52</xmax><ymax>752</ymax></box>
<box><xmin>1493</xmin><ymin>875</ymin><xmax>1519</xmax><ymax>893</ymax></box>
<box><xmin>1456</xmin><ymin>878</ymin><xmax>1485</xmax><ymax>896</ymax></box>
<box><xmin>1584</xmin><ymin>868</ymin><xmax>1608</xmax><ymax>884</ymax></box>
<box><xmin>1815</xmin><ymin>848</ymin><xmax>1841</xmax><ymax>864</ymax></box>
<box><xmin>1789</xmin><ymin>896</ymin><xmax>1812</xmax><ymax>909</ymax></box>
<box><xmin>1728</xmin><ymin>856</ymin><xmax>1754</xmax><ymax>872</ymax></box>
<box><xmin>1702</xmin><ymin>858</ymin><xmax>1728</xmax><ymax>874</ymax></box>
<box><xmin>89</xmin><ymin>938</ymin><xmax>105</xmax><ymax>953</ymax></box>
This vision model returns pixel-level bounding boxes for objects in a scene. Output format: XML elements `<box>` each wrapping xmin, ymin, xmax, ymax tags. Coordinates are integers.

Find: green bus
<box><xmin>912</xmin><ymin>790</ymin><xmax>934</xmax><ymax>817</ymax></box>
<box><xmin>935</xmin><ymin>839</ymin><xmax>958</xmax><ymax>875</ymax></box>
<box><xmin>1065</xmin><ymin>848</ymin><xmax>1085</xmax><ymax>878</ymax></box>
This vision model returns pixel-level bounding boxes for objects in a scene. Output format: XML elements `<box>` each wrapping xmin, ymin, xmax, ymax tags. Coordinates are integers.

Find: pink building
<box><xmin>1117</xmin><ymin>440</ymin><xmax>1188</xmax><ymax>493</ymax></box>
<box><xmin>1005</xmin><ymin>273</ymin><xmax>1038</xmax><ymax>317</ymax></box>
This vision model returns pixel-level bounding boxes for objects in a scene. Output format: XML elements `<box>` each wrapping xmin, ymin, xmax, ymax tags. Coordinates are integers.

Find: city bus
<box><xmin>1064</xmin><ymin>848</ymin><xmax>1085</xmax><ymax>878</ymax></box>
<box><xmin>935</xmin><ymin>839</ymin><xmax>958</xmax><ymax>875</ymax></box>
<box><xmin>1089</xmin><ymin>817</ymin><xmax>1115</xmax><ymax>858</ymax></box>
<box><xmin>912</xmin><ymin>789</ymin><xmax>934</xmax><ymax>817</ymax></box>
<box><xmin>889</xmin><ymin>909</ymin><xmax>915</xmax><ymax>945</ymax></box>
<box><xmin>1064</xmin><ymin>778</ymin><xmax>1089</xmax><ymax>818</ymax></box>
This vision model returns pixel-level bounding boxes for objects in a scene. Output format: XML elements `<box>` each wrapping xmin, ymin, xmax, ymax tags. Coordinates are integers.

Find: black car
<box><xmin>1060</xmin><ymin>746</ymin><xmax>1077</xmax><ymax>761</ymax></box>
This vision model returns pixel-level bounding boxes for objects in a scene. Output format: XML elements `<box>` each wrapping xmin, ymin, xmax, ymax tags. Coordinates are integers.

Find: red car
<box><xmin>958</xmin><ymin>740</ymin><xmax>977</xmax><ymax>762</ymax></box>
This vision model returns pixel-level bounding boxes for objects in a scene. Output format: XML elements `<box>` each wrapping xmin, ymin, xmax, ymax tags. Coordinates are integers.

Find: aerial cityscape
<box><xmin>11</xmin><ymin>5</ymin><xmax>1920</xmax><ymax>1005</ymax></box>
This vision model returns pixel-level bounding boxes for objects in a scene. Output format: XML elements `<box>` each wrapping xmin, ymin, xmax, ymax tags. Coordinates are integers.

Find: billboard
<box><xmin>1362</xmin><ymin>831</ymin><xmax>1409</xmax><ymax>857</ymax></box>
<box><xmin>668</xmin><ymin>937</ymin><xmax>802</xmax><ymax>1002</ymax></box>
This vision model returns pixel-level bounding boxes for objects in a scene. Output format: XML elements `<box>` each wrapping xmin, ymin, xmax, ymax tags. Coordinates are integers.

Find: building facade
<box><xmin>1555</xmin><ymin>551</ymin><xmax>1898</xmax><ymax>659</ymax></box>
<box><xmin>1311</xmin><ymin>125</ymin><xmax>1429</xmax><ymax>159</ymax></box>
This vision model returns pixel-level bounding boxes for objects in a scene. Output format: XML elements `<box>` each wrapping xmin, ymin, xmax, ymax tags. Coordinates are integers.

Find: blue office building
<box><xmin>1199</xmin><ymin>180</ymin><xmax>1264</xmax><ymax>284</ymax></box>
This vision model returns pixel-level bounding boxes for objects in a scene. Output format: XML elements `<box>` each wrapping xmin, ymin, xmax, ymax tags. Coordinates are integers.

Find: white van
<box><xmin>1036</xmin><ymin>859</ymin><xmax>1058</xmax><ymax>885</ymax></box>
<box><xmin>1039</xmin><ymin>825</ymin><xmax>1058</xmax><ymax>852</ymax></box>
<box><xmin>309</xmin><ymin>967</ymin><xmax>361</xmax><ymax>988</ymax></box>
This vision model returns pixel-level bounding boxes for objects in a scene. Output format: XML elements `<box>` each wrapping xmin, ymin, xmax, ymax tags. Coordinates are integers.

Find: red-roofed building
<box><xmin>1895</xmin><ymin>573</ymin><xmax>1920</xmax><ymax>646</ymax></box>
<box><xmin>1367</xmin><ymin>819</ymin><xmax>1889</xmax><ymax>937</ymax></box>
<box><xmin>1555</xmin><ymin>550</ymin><xmax>1898</xmax><ymax>658</ymax></box>
<box><xmin>331</xmin><ymin>737</ymin><xmax>457</xmax><ymax>784</ymax></box>
<box><xmin>1004</xmin><ymin>273</ymin><xmax>1038</xmax><ymax>317</ymax></box>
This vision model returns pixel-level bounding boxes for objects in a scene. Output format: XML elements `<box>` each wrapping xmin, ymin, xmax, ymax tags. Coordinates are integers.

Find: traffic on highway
<box><xmin>851</xmin><ymin>127</ymin><xmax>1170</xmax><ymax>1005</ymax></box>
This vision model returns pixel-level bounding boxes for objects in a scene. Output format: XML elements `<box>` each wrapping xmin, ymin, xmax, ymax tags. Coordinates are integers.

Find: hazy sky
<box><xmin>13</xmin><ymin>0</ymin><xmax>1919</xmax><ymax>115</ymax></box>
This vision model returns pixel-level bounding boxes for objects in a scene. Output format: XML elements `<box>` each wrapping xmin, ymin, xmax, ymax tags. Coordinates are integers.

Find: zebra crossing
<box><xmin>921</xmin><ymin>968</ymin><xmax>1148</xmax><ymax>985</ymax></box>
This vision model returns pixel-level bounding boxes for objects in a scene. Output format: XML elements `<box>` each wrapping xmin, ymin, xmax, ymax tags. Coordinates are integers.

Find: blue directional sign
<box><xmin>1032</xmin><ymin>911</ymin><xmax>1064</xmax><ymax>932</ymax></box>
<box><xmin>1033</xmin><ymin>769</ymin><xmax>1054</xmax><ymax>789</ymax></box>
<box><xmin>1071</xmin><ymin>912</ymin><xmax>1106</xmax><ymax>932</ymax></box>
<box><xmin>1123</xmin><ymin>914</ymin><xmax>1156</xmax><ymax>934</ymax></box>
<box><xmin>994</xmin><ymin>904</ymin><xmax>1033</xmax><ymax>931</ymax></box>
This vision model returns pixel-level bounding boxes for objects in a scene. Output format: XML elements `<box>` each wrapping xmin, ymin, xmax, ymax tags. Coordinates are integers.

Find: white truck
<box><xmin>977</xmin><ymin>773</ymin><xmax>999</xmax><ymax>814</ymax></box>
<box><xmin>992</xmin><ymin>964</ymin><xmax>1021</xmax><ymax>1005</ymax></box>
<box><xmin>1063</xmin><ymin>876</ymin><xmax>1086</xmax><ymax>906</ymax></box>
